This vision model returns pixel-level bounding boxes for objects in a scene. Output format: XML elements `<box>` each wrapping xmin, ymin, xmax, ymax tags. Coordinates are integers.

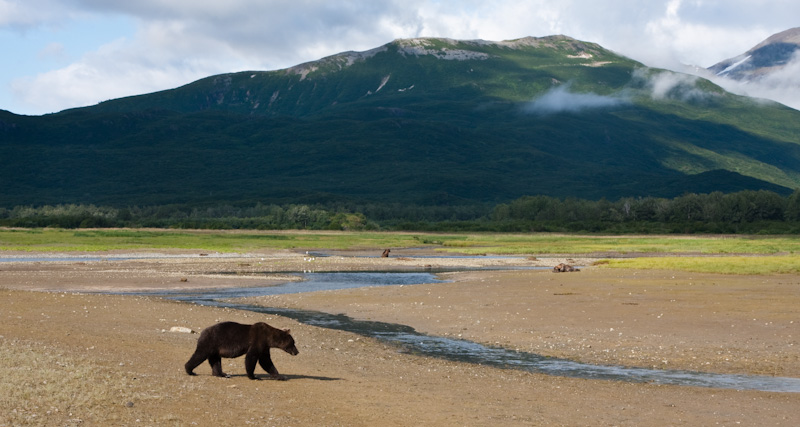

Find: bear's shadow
<box><xmin>226</xmin><ymin>373</ymin><xmax>341</xmax><ymax>381</ymax></box>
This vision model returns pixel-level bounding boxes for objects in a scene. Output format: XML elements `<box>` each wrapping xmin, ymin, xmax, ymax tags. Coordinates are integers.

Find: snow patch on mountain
<box><xmin>716</xmin><ymin>55</ymin><xmax>752</xmax><ymax>76</ymax></box>
<box><xmin>376</xmin><ymin>75</ymin><xmax>390</xmax><ymax>92</ymax></box>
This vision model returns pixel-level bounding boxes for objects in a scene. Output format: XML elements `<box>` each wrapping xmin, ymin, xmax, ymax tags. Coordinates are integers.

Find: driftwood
<box><xmin>552</xmin><ymin>263</ymin><xmax>580</xmax><ymax>273</ymax></box>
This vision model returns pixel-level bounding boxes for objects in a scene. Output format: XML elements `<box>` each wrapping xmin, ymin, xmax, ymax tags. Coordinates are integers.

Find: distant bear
<box><xmin>381</xmin><ymin>249</ymin><xmax>391</xmax><ymax>257</ymax></box>
<box><xmin>185</xmin><ymin>321</ymin><xmax>299</xmax><ymax>380</ymax></box>
<box><xmin>553</xmin><ymin>263</ymin><xmax>580</xmax><ymax>273</ymax></box>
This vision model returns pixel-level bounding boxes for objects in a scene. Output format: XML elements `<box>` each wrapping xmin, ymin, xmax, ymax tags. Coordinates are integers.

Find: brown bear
<box><xmin>553</xmin><ymin>263</ymin><xmax>580</xmax><ymax>272</ymax></box>
<box><xmin>381</xmin><ymin>248</ymin><xmax>391</xmax><ymax>257</ymax></box>
<box><xmin>185</xmin><ymin>321</ymin><xmax>299</xmax><ymax>380</ymax></box>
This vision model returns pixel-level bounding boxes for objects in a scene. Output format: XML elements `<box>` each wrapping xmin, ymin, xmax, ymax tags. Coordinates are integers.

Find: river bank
<box><xmin>1</xmin><ymin>249</ymin><xmax>799</xmax><ymax>425</ymax></box>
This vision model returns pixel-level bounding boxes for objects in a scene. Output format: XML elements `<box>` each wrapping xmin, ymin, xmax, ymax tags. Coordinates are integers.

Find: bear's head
<box><xmin>280</xmin><ymin>329</ymin><xmax>299</xmax><ymax>356</ymax></box>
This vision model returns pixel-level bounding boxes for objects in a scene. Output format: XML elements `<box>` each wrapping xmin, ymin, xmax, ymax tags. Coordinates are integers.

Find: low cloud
<box><xmin>634</xmin><ymin>60</ymin><xmax>800</xmax><ymax>111</ymax></box>
<box><xmin>704</xmin><ymin>51</ymin><xmax>800</xmax><ymax>110</ymax></box>
<box><xmin>523</xmin><ymin>69</ymin><xmax>722</xmax><ymax>117</ymax></box>
<box><xmin>523</xmin><ymin>83</ymin><xmax>629</xmax><ymax>115</ymax></box>
<box><xmin>632</xmin><ymin>68</ymin><xmax>713</xmax><ymax>103</ymax></box>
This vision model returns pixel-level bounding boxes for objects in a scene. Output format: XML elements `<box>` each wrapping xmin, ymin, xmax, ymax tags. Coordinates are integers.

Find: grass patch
<box><xmin>437</xmin><ymin>234</ymin><xmax>800</xmax><ymax>255</ymax></box>
<box><xmin>2</xmin><ymin>229</ymin><xmax>800</xmax><ymax>256</ymax></box>
<box><xmin>598</xmin><ymin>255</ymin><xmax>800</xmax><ymax>275</ymax></box>
<box><xmin>0</xmin><ymin>228</ymin><xmax>433</xmax><ymax>253</ymax></box>
<box><xmin>2</xmin><ymin>228</ymin><xmax>800</xmax><ymax>275</ymax></box>
<box><xmin>0</xmin><ymin>339</ymin><xmax>154</xmax><ymax>425</ymax></box>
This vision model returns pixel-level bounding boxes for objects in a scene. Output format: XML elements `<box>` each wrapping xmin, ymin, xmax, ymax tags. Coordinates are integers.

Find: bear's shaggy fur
<box><xmin>185</xmin><ymin>321</ymin><xmax>299</xmax><ymax>380</ymax></box>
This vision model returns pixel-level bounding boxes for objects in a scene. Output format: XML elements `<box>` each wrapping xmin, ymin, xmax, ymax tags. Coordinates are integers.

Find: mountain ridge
<box><xmin>88</xmin><ymin>35</ymin><xmax>626</xmax><ymax>117</ymax></box>
<box><xmin>708</xmin><ymin>27</ymin><xmax>800</xmax><ymax>81</ymax></box>
<box><xmin>1</xmin><ymin>35</ymin><xmax>799</xmax><ymax>208</ymax></box>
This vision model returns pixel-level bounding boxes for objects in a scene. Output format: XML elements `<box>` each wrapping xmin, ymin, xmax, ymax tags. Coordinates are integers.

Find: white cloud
<box><xmin>8</xmin><ymin>0</ymin><xmax>427</xmax><ymax>113</ymax></box>
<box><xmin>0</xmin><ymin>0</ymin><xmax>71</xmax><ymax>29</ymax></box>
<box><xmin>522</xmin><ymin>68</ymin><xmax>717</xmax><ymax>116</ymax></box>
<box><xmin>3</xmin><ymin>0</ymin><xmax>800</xmax><ymax>114</ymax></box>
<box><xmin>633</xmin><ymin>68</ymin><xmax>711</xmax><ymax>102</ymax></box>
<box><xmin>707</xmin><ymin>51</ymin><xmax>800</xmax><ymax>110</ymax></box>
<box><xmin>11</xmin><ymin>37</ymin><xmax>209</xmax><ymax>113</ymax></box>
<box><xmin>523</xmin><ymin>83</ymin><xmax>629</xmax><ymax>115</ymax></box>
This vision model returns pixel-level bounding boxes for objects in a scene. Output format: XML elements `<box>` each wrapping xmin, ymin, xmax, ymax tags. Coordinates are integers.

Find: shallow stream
<box><xmin>124</xmin><ymin>271</ymin><xmax>800</xmax><ymax>393</ymax></box>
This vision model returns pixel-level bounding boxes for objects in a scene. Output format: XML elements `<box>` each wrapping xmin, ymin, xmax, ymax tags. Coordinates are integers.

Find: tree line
<box><xmin>2</xmin><ymin>189</ymin><xmax>800</xmax><ymax>233</ymax></box>
<box><xmin>485</xmin><ymin>190</ymin><xmax>800</xmax><ymax>234</ymax></box>
<box><xmin>0</xmin><ymin>203</ymin><xmax>372</xmax><ymax>231</ymax></box>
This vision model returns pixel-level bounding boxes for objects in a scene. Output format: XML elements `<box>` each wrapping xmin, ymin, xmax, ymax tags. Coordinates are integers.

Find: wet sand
<box><xmin>1</xmin><ymin>249</ymin><xmax>799</xmax><ymax>425</ymax></box>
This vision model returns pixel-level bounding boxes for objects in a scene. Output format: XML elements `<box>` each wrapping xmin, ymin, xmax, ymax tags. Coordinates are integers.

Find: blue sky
<box><xmin>2</xmin><ymin>0</ymin><xmax>799</xmax><ymax>115</ymax></box>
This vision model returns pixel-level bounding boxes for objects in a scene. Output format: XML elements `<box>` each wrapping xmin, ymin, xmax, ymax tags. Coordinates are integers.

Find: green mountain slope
<box><xmin>1</xmin><ymin>36</ymin><xmax>799</xmax><ymax>207</ymax></box>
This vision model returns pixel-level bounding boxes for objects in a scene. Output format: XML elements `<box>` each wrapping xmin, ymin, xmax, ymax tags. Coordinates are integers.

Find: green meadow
<box><xmin>0</xmin><ymin>229</ymin><xmax>420</xmax><ymax>253</ymax></box>
<box><xmin>597</xmin><ymin>255</ymin><xmax>800</xmax><ymax>275</ymax></box>
<box><xmin>2</xmin><ymin>228</ymin><xmax>800</xmax><ymax>274</ymax></box>
<box><xmin>2</xmin><ymin>228</ymin><xmax>799</xmax><ymax>255</ymax></box>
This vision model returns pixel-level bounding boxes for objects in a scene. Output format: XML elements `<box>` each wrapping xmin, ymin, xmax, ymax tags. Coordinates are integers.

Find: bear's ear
<box><xmin>284</xmin><ymin>329</ymin><xmax>291</xmax><ymax>333</ymax></box>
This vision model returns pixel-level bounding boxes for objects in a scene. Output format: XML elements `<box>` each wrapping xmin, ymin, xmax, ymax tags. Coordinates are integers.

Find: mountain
<box><xmin>708</xmin><ymin>27</ymin><xmax>800</xmax><ymax>81</ymax></box>
<box><xmin>2</xmin><ymin>35</ymin><xmax>800</xmax><ymax>209</ymax></box>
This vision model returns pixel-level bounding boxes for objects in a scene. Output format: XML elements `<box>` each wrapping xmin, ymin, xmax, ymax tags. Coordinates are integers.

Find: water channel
<box><xmin>119</xmin><ymin>270</ymin><xmax>800</xmax><ymax>393</ymax></box>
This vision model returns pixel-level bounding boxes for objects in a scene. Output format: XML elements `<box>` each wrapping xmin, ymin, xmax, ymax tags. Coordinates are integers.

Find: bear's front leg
<box><xmin>259</xmin><ymin>352</ymin><xmax>286</xmax><ymax>380</ymax></box>
<box><xmin>208</xmin><ymin>355</ymin><xmax>229</xmax><ymax>378</ymax></box>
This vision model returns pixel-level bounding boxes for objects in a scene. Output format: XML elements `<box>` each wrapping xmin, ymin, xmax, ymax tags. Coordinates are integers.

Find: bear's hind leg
<box><xmin>245</xmin><ymin>350</ymin><xmax>259</xmax><ymax>380</ymax></box>
<box><xmin>185</xmin><ymin>351</ymin><xmax>207</xmax><ymax>376</ymax></box>
<box><xmin>208</xmin><ymin>354</ymin><xmax>228</xmax><ymax>378</ymax></box>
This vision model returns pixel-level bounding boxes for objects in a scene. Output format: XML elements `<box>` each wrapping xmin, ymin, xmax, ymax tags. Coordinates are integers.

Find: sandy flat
<box><xmin>1</xmin><ymin>249</ymin><xmax>799</xmax><ymax>425</ymax></box>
